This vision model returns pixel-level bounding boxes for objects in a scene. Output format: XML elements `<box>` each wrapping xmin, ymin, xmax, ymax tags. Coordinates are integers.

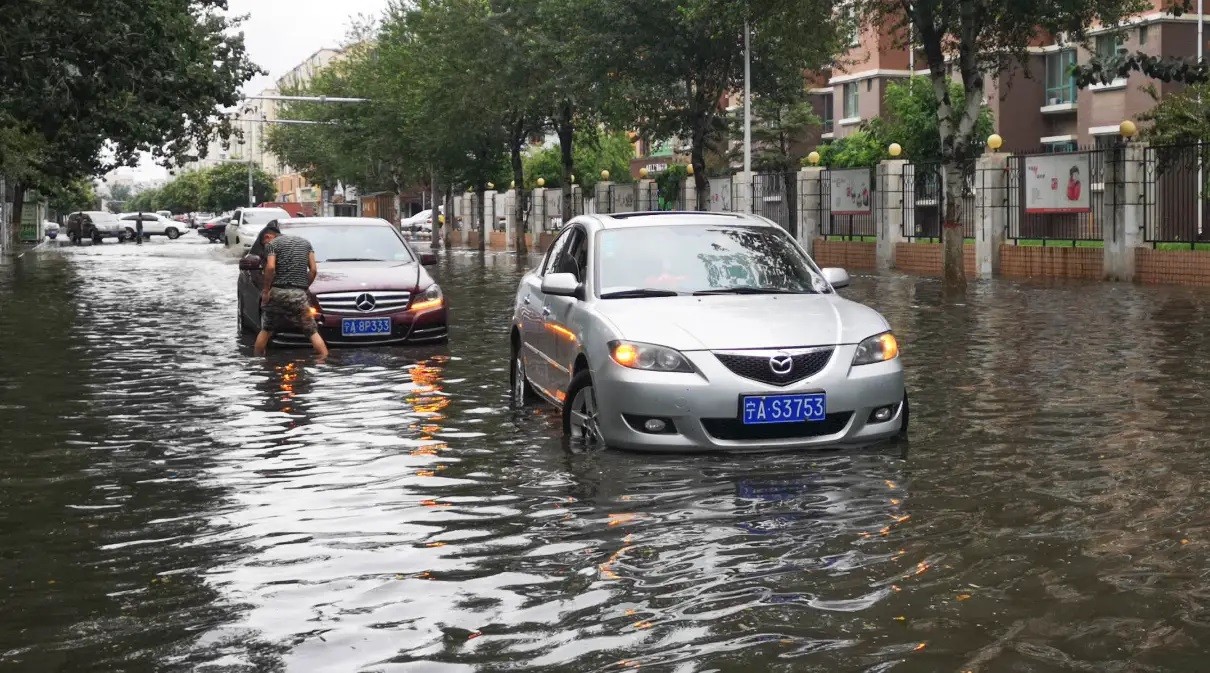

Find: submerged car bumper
<box><xmin>590</xmin><ymin>345</ymin><xmax>905</xmax><ymax>452</ymax></box>
<box><xmin>271</xmin><ymin>305</ymin><xmax>449</xmax><ymax>347</ymax></box>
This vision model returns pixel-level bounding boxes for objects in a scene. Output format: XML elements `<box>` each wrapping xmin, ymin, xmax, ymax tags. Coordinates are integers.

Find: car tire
<box><xmin>124</xmin><ymin>227</ymin><xmax>136</xmax><ymax>241</ymax></box>
<box><xmin>237</xmin><ymin>296</ymin><xmax>254</xmax><ymax>334</ymax></box>
<box><xmin>166</xmin><ymin>228</ymin><xmax>179</xmax><ymax>240</ymax></box>
<box><xmin>510</xmin><ymin>344</ymin><xmax>540</xmax><ymax>407</ymax></box>
<box><xmin>562</xmin><ymin>369</ymin><xmax>604</xmax><ymax>447</ymax></box>
<box><xmin>92</xmin><ymin>234</ymin><xmax>103</xmax><ymax>244</ymax></box>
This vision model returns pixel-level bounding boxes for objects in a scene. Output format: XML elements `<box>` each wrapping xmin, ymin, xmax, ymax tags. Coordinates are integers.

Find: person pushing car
<box><xmin>253</xmin><ymin>222</ymin><xmax>329</xmax><ymax>358</ymax></box>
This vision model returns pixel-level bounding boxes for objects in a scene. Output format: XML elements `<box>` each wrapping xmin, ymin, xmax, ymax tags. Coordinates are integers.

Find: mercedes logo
<box><xmin>354</xmin><ymin>292</ymin><xmax>376</xmax><ymax>312</ymax></box>
<box><xmin>768</xmin><ymin>353</ymin><xmax>794</xmax><ymax>375</ymax></box>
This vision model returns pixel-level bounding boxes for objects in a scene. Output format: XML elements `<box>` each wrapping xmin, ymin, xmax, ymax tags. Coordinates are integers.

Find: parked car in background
<box><xmin>509</xmin><ymin>211</ymin><xmax>907</xmax><ymax>452</ymax></box>
<box><xmin>198</xmin><ymin>215</ymin><xmax>231</xmax><ymax>243</ymax></box>
<box><xmin>65</xmin><ymin>211</ymin><xmax>123</xmax><ymax>243</ymax></box>
<box><xmin>401</xmin><ymin>207</ymin><xmax>443</xmax><ymax>234</ymax></box>
<box><xmin>224</xmin><ymin>207</ymin><xmax>292</xmax><ymax>249</ymax></box>
<box><xmin>118</xmin><ymin>212</ymin><xmax>183</xmax><ymax>240</ymax></box>
<box><xmin>236</xmin><ymin>217</ymin><xmax>448</xmax><ymax>346</ymax></box>
<box><xmin>42</xmin><ymin>221</ymin><xmax>59</xmax><ymax>240</ymax></box>
<box><xmin>156</xmin><ymin>210</ymin><xmax>172</xmax><ymax>220</ymax></box>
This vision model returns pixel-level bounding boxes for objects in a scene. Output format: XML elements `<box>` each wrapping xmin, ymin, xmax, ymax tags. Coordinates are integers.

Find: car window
<box><xmin>541</xmin><ymin>228</ymin><xmax>575</xmax><ymax>276</ymax></box>
<box><xmin>243</xmin><ymin>210</ymin><xmax>290</xmax><ymax>226</ymax></box>
<box><xmin>595</xmin><ymin>224</ymin><xmax>831</xmax><ymax>296</ymax></box>
<box><xmin>282</xmin><ymin>225</ymin><xmax>415</xmax><ymax>263</ymax></box>
<box><xmin>552</xmin><ymin>227</ymin><xmax>587</xmax><ymax>282</ymax></box>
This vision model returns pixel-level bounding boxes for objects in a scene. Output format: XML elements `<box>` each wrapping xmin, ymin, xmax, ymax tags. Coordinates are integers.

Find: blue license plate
<box><xmin>742</xmin><ymin>393</ymin><xmax>826</xmax><ymax>425</ymax></box>
<box><xmin>341</xmin><ymin>317</ymin><xmax>392</xmax><ymax>337</ymax></box>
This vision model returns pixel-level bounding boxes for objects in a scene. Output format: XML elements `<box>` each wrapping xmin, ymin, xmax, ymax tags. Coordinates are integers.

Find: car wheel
<box><xmin>124</xmin><ymin>227</ymin><xmax>136</xmax><ymax>240</ymax></box>
<box><xmin>237</xmin><ymin>296</ymin><xmax>254</xmax><ymax>334</ymax></box>
<box><xmin>510</xmin><ymin>345</ymin><xmax>539</xmax><ymax>407</ymax></box>
<box><xmin>166</xmin><ymin>227</ymin><xmax>180</xmax><ymax>240</ymax></box>
<box><xmin>562</xmin><ymin>369</ymin><xmax>603</xmax><ymax>446</ymax></box>
<box><xmin>92</xmin><ymin>234</ymin><xmax>103</xmax><ymax>244</ymax></box>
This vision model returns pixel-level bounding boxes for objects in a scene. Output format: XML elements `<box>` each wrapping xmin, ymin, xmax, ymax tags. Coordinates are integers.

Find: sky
<box><xmin>125</xmin><ymin>0</ymin><xmax>390</xmax><ymax>182</ymax></box>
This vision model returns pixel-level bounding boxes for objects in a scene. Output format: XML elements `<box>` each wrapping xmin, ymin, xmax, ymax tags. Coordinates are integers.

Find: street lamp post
<box><xmin>743</xmin><ymin>17</ymin><xmax>752</xmax><ymax>175</ymax></box>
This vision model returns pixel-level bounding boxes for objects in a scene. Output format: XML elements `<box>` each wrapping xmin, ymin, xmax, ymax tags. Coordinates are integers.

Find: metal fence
<box><xmin>1144</xmin><ymin>142</ymin><xmax>1210</xmax><ymax>247</ymax></box>
<box><xmin>900</xmin><ymin>162</ymin><xmax>977</xmax><ymax>240</ymax></box>
<box><xmin>751</xmin><ymin>172</ymin><xmax>795</xmax><ymax>231</ymax></box>
<box><xmin>1007</xmin><ymin>147</ymin><xmax>1109</xmax><ymax>243</ymax></box>
<box><xmin>818</xmin><ymin>168</ymin><xmax>877</xmax><ymax>239</ymax></box>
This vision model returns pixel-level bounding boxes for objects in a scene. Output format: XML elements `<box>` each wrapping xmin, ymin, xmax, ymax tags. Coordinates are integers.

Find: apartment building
<box><xmin>810</xmin><ymin>2</ymin><xmax>1206</xmax><ymax>152</ymax></box>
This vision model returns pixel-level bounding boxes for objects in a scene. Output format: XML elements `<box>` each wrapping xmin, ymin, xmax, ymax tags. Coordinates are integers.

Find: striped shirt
<box><xmin>266</xmin><ymin>234</ymin><xmax>313</xmax><ymax>289</ymax></box>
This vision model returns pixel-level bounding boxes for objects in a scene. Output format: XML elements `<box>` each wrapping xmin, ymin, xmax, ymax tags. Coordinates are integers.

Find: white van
<box><xmin>224</xmin><ymin>207</ymin><xmax>293</xmax><ymax>250</ymax></box>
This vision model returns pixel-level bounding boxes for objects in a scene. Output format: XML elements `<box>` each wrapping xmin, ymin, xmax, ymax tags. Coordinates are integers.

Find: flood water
<box><xmin>2</xmin><ymin>232</ymin><xmax>1209</xmax><ymax>672</ymax></box>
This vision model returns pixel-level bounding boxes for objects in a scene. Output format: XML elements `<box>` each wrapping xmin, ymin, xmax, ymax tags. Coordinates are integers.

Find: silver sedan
<box><xmin>509</xmin><ymin>212</ymin><xmax>907</xmax><ymax>452</ymax></box>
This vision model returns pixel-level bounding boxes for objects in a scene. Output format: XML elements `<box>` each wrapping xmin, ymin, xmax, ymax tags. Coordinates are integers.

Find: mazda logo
<box><xmin>355</xmin><ymin>293</ymin><xmax>376</xmax><ymax>312</ymax></box>
<box><xmin>768</xmin><ymin>353</ymin><xmax>794</xmax><ymax>375</ymax></box>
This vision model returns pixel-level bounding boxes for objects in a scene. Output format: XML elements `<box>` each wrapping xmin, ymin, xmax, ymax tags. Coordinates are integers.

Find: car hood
<box><xmin>311</xmin><ymin>261</ymin><xmax>427</xmax><ymax>293</ymax></box>
<box><xmin>593</xmin><ymin>294</ymin><xmax>890</xmax><ymax>351</ymax></box>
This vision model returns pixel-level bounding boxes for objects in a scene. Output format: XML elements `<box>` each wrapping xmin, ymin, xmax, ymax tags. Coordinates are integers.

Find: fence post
<box><xmin>799</xmin><ymin>167</ymin><xmax>824</xmax><ymax>255</ymax></box>
<box><xmin>483</xmin><ymin>191</ymin><xmax>496</xmax><ymax>240</ymax></box>
<box><xmin>876</xmin><ymin>159</ymin><xmax>908</xmax><ymax>271</ymax></box>
<box><xmin>532</xmin><ymin>186</ymin><xmax>546</xmax><ymax>247</ymax></box>
<box><xmin>595</xmin><ymin>181</ymin><xmax>612</xmax><ymax>213</ymax></box>
<box><xmin>733</xmin><ymin>171</ymin><xmax>753</xmax><ymax>214</ymax></box>
<box><xmin>975</xmin><ymin>152</ymin><xmax>1009</xmax><ymax>279</ymax></box>
<box><xmin>505</xmin><ymin>188</ymin><xmax>518</xmax><ymax>245</ymax></box>
<box><xmin>637</xmin><ymin>179</ymin><xmax>655</xmax><ymax>210</ymax></box>
<box><xmin>682</xmin><ymin>178</ymin><xmax>697</xmax><ymax>210</ymax></box>
<box><xmin>1103</xmin><ymin>142</ymin><xmax>1146</xmax><ymax>281</ymax></box>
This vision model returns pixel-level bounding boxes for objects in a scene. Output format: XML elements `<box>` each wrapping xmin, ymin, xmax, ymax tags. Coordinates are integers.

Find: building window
<box><xmin>821</xmin><ymin>93</ymin><xmax>834</xmax><ymax>132</ymax></box>
<box><xmin>843</xmin><ymin>82</ymin><xmax>858</xmax><ymax>118</ymax></box>
<box><xmin>1044</xmin><ymin>49</ymin><xmax>1077</xmax><ymax>105</ymax></box>
<box><xmin>1096</xmin><ymin>33</ymin><xmax>1124</xmax><ymax>61</ymax></box>
<box><xmin>1044</xmin><ymin>141</ymin><xmax>1077</xmax><ymax>153</ymax></box>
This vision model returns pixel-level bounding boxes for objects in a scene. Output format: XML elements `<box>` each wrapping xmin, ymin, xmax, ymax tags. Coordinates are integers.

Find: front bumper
<box><xmin>271</xmin><ymin>305</ymin><xmax>449</xmax><ymax>347</ymax></box>
<box><xmin>591</xmin><ymin>345</ymin><xmax>905</xmax><ymax>452</ymax></box>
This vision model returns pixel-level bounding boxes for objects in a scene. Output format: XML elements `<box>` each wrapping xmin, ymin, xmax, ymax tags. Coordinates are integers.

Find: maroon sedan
<box><xmin>236</xmin><ymin>217</ymin><xmax>448</xmax><ymax>346</ymax></box>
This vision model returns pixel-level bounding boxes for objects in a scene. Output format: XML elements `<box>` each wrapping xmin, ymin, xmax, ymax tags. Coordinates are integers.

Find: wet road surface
<box><xmin>2</xmin><ymin>232</ymin><xmax>1210</xmax><ymax>672</ymax></box>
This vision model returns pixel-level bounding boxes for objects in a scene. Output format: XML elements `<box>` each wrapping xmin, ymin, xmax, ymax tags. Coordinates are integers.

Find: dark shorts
<box><xmin>261</xmin><ymin>287</ymin><xmax>318</xmax><ymax>336</ymax></box>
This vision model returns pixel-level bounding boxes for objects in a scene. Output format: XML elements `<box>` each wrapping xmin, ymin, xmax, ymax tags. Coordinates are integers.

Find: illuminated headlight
<box><xmin>411</xmin><ymin>284</ymin><xmax>443</xmax><ymax>312</ymax></box>
<box><xmin>609</xmin><ymin>340</ymin><xmax>693</xmax><ymax>373</ymax></box>
<box><xmin>852</xmin><ymin>332</ymin><xmax>900</xmax><ymax>366</ymax></box>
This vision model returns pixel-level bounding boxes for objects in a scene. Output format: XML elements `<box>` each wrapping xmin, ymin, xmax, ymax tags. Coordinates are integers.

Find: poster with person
<box><xmin>831</xmin><ymin>168</ymin><xmax>872</xmax><ymax>215</ymax></box>
<box><xmin>1024</xmin><ymin>154</ymin><xmax>1091</xmax><ymax>214</ymax></box>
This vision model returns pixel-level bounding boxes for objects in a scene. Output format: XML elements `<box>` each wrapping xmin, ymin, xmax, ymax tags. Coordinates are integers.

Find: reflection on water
<box><xmin>1</xmin><ymin>238</ymin><xmax>1210</xmax><ymax>671</ymax></box>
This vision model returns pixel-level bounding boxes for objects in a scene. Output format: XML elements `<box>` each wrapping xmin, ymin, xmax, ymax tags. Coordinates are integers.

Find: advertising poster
<box><xmin>709</xmin><ymin>177</ymin><xmax>732</xmax><ymax>212</ymax></box>
<box><xmin>830</xmin><ymin>168</ymin><xmax>872</xmax><ymax>215</ymax></box>
<box><xmin>1024</xmin><ymin>153</ymin><xmax>1091</xmax><ymax>214</ymax></box>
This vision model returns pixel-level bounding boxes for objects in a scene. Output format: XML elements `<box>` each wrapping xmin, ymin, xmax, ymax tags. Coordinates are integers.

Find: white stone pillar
<box><xmin>798</xmin><ymin>167</ymin><xmax>824</xmax><ymax>255</ymax></box>
<box><xmin>532</xmin><ymin>187</ymin><xmax>546</xmax><ymax>233</ymax></box>
<box><xmin>637</xmin><ymin>179</ymin><xmax>656</xmax><ymax>210</ymax></box>
<box><xmin>682</xmin><ymin>178</ymin><xmax>697</xmax><ymax>211</ymax></box>
<box><xmin>1102</xmin><ymin>142</ymin><xmax>1146</xmax><ymax>281</ymax></box>
<box><xmin>504</xmin><ymin>189</ymin><xmax>518</xmax><ymax>242</ymax></box>
<box><xmin>595</xmin><ymin>181</ymin><xmax>613</xmax><ymax>213</ymax></box>
<box><xmin>975</xmin><ymin>152</ymin><xmax>1010</xmax><ymax>280</ymax></box>
<box><xmin>876</xmin><ymin>160</ymin><xmax>908</xmax><ymax>271</ymax></box>
<box><xmin>733</xmin><ymin>171</ymin><xmax>754</xmax><ymax>214</ymax></box>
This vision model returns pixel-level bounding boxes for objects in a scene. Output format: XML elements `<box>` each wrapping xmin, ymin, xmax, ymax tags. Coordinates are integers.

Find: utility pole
<box><xmin>1199</xmin><ymin>0</ymin><xmax>1204</xmax><ymax>235</ymax></box>
<box><xmin>247</xmin><ymin>160</ymin><xmax>255</xmax><ymax>207</ymax></box>
<box><xmin>743</xmin><ymin>16</ymin><xmax>752</xmax><ymax>176</ymax></box>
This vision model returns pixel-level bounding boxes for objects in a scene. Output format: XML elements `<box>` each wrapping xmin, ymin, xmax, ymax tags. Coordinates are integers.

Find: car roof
<box><xmin>239</xmin><ymin>207</ymin><xmax>291</xmax><ymax>212</ymax></box>
<box><xmin>582</xmin><ymin>211</ymin><xmax>773</xmax><ymax>230</ymax></box>
<box><xmin>278</xmin><ymin>217</ymin><xmax>393</xmax><ymax>227</ymax></box>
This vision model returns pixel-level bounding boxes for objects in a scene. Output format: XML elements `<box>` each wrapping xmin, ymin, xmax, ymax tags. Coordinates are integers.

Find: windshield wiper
<box><xmin>692</xmin><ymin>287</ymin><xmax>808</xmax><ymax>296</ymax></box>
<box><xmin>599</xmin><ymin>288</ymin><xmax>682</xmax><ymax>299</ymax></box>
<box><xmin>323</xmin><ymin>257</ymin><xmax>384</xmax><ymax>262</ymax></box>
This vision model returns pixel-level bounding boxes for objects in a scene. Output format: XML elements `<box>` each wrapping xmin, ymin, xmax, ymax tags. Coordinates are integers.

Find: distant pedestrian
<box><xmin>253</xmin><ymin>222</ymin><xmax>329</xmax><ymax>358</ymax></box>
<box><xmin>135</xmin><ymin>211</ymin><xmax>144</xmax><ymax>245</ymax></box>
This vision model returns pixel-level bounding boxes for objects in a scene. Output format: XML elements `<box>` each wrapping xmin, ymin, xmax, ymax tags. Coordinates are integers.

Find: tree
<box><xmin>866</xmin><ymin>78</ymin><xmax>994</xmax><ymax>164</ymax></box>
<box><xmin>731</xmin><ymin>95</ymin><xmax>821</xmax><ymax>236</ymax></box>
<box><xmin>204</xmin><ymin>163</ymin><xmax>275</xmax><ymax>213</ymax></box>
<box><xmin>858</xmin><ymin>0</ymin><xmax>1159</xmax><ymax>291</ymax></box>
<box><xmin>523</xmin><ymin>130</ymin><xmax>637</xmax><ymax>191</ymax></box>
<box><xmin>601</xmin><ymin>0</ymin><xmax>846</xmax><ymax>212</ymax></box>
<box><xmin>1</xmin><ymin>0</ymin><xmax>260</xmax><ymax>246</ymax></box>
<box><xmin>1137</xmin><ymin>83</ymin><xmax>1210</xmax><ymax>145</ymax></box>
<box><xmin>157</xmin><ymin>170</ymin><xmax>209</xmax><ymax>214</ymax></box>
<box><xmin>46</xmin><ymin>179</ymin><xmax>99</xmax><ymax>218</ymax></box>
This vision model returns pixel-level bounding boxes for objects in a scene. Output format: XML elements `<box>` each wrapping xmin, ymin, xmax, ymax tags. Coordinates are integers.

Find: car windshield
<box><xmin>285</xmin><ymin>225</ymin><xmax>415</xmax><ymax>263</ymax></box>
<box><xmin>596</xmin><ymin>224</ymin><xmax>830</xmax><ymax>297</ymax></box>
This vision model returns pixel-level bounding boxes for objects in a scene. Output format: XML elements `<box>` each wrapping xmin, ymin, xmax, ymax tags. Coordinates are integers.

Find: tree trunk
<box><xmin>430</xmin><ymin>169</ymin><xmax>441</xmax><ymax>250</ymax></box>
<box><xmin>392</xmin><ymin>181</ymin><xmax>403</xmax><ymax>231</ymax></box>
<box><xmin>477</xmin><ymin>185</ymin><xmax>486</xmax><ymax>252</ymax></box>
<box><xmin>941</xmin><ymin>163</ymin><xmax>968</xmax><ymax>292</ymax></box>
<box><xmin>443</xmin><ymin>187</ymin><xmax>454</xmax><ymax>250</ymax></box>
<box><xmin>691</xmin><ymin>143</ymin><xmax>709</xmax><ymax>211</ymax></box>
<box><xmin>9</xmin><ymin>184</ymin><xmax>26</xmax><ymax>249</ymax></box>
<box><xmin>557</xmin><ymin>107</ymin><xmax>575</xmax><ymax>224</ymax></box>
<box><xmin>511</xmin><ymin>142</ymin><xmax>528</xmax><ymax>254</ymax></box>
<box><xmin>782</xmin><ymin>171</ymin><xmax>798</xmax><ymax>239</ymax></box>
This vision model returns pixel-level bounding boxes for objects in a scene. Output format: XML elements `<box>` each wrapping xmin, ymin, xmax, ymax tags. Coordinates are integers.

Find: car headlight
<box><xmin>852</xmin><ymin>332</ymin><xmax>900</xmax><ymax>366</ymax></box>
<box><xmin>411</xmin><ymin>284</ymin><xmax>443</xmax><ymax>311</ymax></box>
<box><xmin>609</xmin><ymin>340</ymin><xmax>693</xmax><ymax>373</ymax></box>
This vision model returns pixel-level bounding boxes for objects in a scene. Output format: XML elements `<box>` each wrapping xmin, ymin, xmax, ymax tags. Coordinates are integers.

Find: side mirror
<box><xmin>419</xmin><ymin>252</ymin><xmax>438</xmax><ymax>266</ymax></box>
<box><xmin>541</xmin><ymin>272</ymin><xmax>581</xmax><ymax>297</ymax></box>
<box><xmin>821</xmin><ymin>267</ymin><xmax>850</xmax><ymax>289</ymax></box>
<box><xmin>239</xmin><ymin>254</ymin><xmax>263</xmax><ymax>271</ymax></box>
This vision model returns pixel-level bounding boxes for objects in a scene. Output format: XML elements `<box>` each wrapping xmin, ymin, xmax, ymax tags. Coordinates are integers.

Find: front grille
<box><xmin>701</xmin><ymin>412</ymin><xmax>853</xmax><ymax>441</ymax></box>
<box><xmin>317</xmin><ymin>290</ymin><xmax>412</xmax><ymax>315</ymax></box>
<box><xmin>714</xmin><ymin>348</ymin><xmax>834</xmax><ymax>386</ymax></box>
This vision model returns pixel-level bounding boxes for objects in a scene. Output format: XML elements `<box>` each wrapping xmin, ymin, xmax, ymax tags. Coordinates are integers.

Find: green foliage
<box><xmin>732</xmin><ymin>96</ymin><xmax>822</xmax><ymax>173</ymax></box>
<box><xmin>654</xmin><ymin>165</ymin><xmax>689</xmax><ymax>209</ymax></box>
<box><xmin>865</xmin><ymin>77</ymin><xmax>994</xmax><ymax>163</ymax></box>
<box><xmin>1138</xmin><ymin>83</ymin><xmax>1210</xmax><ymax>146</ymax></box>
<box><xmin>157</xmin><ymin>171</ymin><xmax>209</xmax><ymax>214</ymax></box>
<box><xmin>811</xmin><ymin>132</ymin><xmax>886</xmax><ymax>168</ymax></box>
<box><xmin>1</xmin><ymin>0</ymin><xmax>259</xmax><ymax>234</ymax></box>
<box><xmin>46</xmin><ymin>179</ymin><xmax>99</xmax><ymax>216</ymax></box>
<box><xmin>523</xmin><ymin>131</ymin><xmax>637</xmax><ymax>190</ymax></box>
<box><xmin>203</xmin><ymin>163</ymin><xmax>276</xmax><ymax>213</ymax></box>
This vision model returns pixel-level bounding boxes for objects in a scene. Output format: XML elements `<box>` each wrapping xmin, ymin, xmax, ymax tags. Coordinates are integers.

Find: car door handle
<box><xmin>522</xmin><ymin>296</ymin><xmax>531</xmax><ymax>305</ymax></box>
<box><xmin>541</xmin><ymin>307</ymin><xmax>551</xmax><ymax>317</ymax></box>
